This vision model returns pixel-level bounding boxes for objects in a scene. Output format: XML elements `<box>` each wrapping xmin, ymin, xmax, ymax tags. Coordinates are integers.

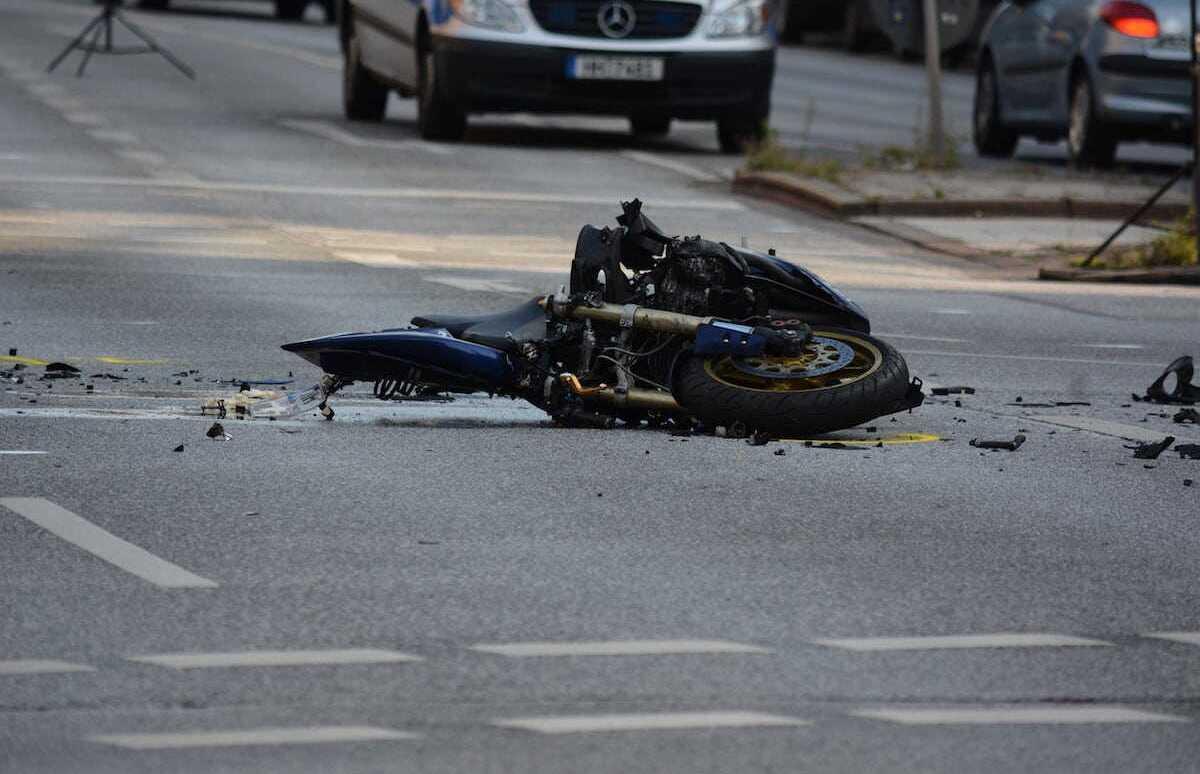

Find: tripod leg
<box><xmin>76</xmin><ymin>21</ymin><xmax>106</xmax><ymax>77</ymax></box>
<box><xmin>113</xmin><ymin>12</ymin><xmax>196</xmax><ymax>80</ymax></box>
<box><xmin>46</xmin><ymin>12</ymin><xmax>105</xmax><ymax>73</ymax></box>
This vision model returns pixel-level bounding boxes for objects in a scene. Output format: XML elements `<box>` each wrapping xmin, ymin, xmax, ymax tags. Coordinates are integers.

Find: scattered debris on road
<box><xmin>205</xmin><ymin>421</ymin><xmax>231</xmax><ymax>441</ymax></box>
<box><xmin>1127</xmin><ymin>436</ymin><xmax>1175</xmax><ymax>460</ymax></box>
<box><xmin>172</xmin><ymin>444</ymin><xmax>185</xmax><ymax>453</ymax></box>
<box><xmin>1135</xmin><ymin>356</ymin><xmax>1200</xmax><ymax>404</ymax></box>
<box><xmin>42</xmin><ymin>362</ymin><xmax>80</xmax><ymax>379</ymax></box>
<box><xmin>1174</xmin><ymin>408</ymin><xmax>1200</xmax><ymax>424</ymax></box>
<box><xmin>201</xmin><ymin>383</ymin><xmax>324</xmax><ymax>420</ymax></box>
<box><xmin>970</xmin><ymin>434</ymin><xmax>1026</xmax><ymax>451</ymax></box>
<box><xmin>931</xmin><ymin>386</ymin><xmax>975</xmax><ymax>396</ymax></box>
<box><xmin>1176</xmin><ymin>444</ymin><xmax>1200</xmax><ymax>460</ymax></box>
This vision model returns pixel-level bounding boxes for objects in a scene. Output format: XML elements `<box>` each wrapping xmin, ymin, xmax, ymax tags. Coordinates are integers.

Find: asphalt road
<box><xmin>2</xmin><ymin>2</ymin><xmax>1200</xmax><ymax>772</ymax></box>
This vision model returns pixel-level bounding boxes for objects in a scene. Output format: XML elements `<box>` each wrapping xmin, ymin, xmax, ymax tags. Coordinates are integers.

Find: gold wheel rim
<box><xmin>704</xmin><ymin>331</ymin><xmax>884</xmax><ymax>393</ymax></box>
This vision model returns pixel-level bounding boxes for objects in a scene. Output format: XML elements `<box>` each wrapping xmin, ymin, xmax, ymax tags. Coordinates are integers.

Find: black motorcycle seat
<box><xmin>411</xmin><ymin>298</ymin><xmax>546</xmax><ymax>352</ymax></box>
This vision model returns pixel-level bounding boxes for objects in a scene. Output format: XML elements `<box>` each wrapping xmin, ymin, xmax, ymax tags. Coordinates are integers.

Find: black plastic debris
<box><xmin>42</xmin><ymin>362</ymin><xmax>81</xmax><ymax>379</ymax></box>
<box><xmin>1185</xmin><ymin>479</ymin><xmax>1195</xmax><ymax>487</ymax></box>
<box><xmin>774</xmin><ymin>448</ymin><xmax>787</xmax><ymax>456</ymax></box>
<box><xmin>931</xmin><ymin>386</ymin><xmax>975</xmax><ymax>396</ymax></box>
<box><xmin>747</xmin><ymin>430</ymin><xmax>772</xmax><ymax>446</ymax></box>
<box><xmin>1137</xmin><ymin>357</ymin><xmax>1200</xmax><ymax>404</ymax></box>
<box><xmin>804</xmin><ymin>441</ymin><xmax>851</xmax><ymax>450</ymax></box>
<box><xmin>1127</xmin><ymin>436</ymin><xmax>1174</xmax><ymax>460</ymax></box>
<box><xmin>1006</xmin><ymin>402</ymin><xmax>1054</xmax><ymax>408</ymax></box>
<box><xmin>172</xmin><ymin>444</ymin><xmax>185</xmax><ymax>453</ymax></box>
<box><xmin>1056</xmin><ymin>401</ymin><xmax>1092</xmax><ymax>407</ymax></box>
<box><xmin>970</xmin><ymin>434</ymin><xmax>1026</xmax><ymax>451</ymax></box>
<box><xmin>205</xmin><ymin>421</ymin><xmax>230</xmax><ymax>441</ymax></box>
<box><xmin>1174</xmin><ymin>408</ymin><xmax>1200</xmax><ymax>424</ymax></box>
<box><xmin>90</xmin><ymin>373</ymin><xmax>126</xmax><ymax>380</ymax></box>
<box><xmin>1176</xmin><ymin>444</ymin><xmax>1200</xmax><ymax>460</ymax></box>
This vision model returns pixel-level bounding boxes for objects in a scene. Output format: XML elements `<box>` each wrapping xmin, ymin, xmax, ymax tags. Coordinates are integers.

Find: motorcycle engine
<box><xmin>651</xmin><ymin>236</ymin><xmax>754</xmax><ymax>319</ymax></box>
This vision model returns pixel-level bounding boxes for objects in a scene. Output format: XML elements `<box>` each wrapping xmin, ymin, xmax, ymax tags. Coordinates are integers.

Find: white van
<box><xmin>336</xmin><ymin>0</ymin><xmax>777</xmax><ymax>151</ymax></box>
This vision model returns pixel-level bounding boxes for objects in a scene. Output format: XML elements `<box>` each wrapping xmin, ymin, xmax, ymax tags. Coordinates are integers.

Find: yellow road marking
<box><xmin>784</xmin><ymin>433</ymin><xmax>941</xmax><ymax>446</ymax></box>
<box><xmin>0</xmin><ymin>355</ymin><xmax>50</xmax><ymax>367</ymax></box>
<box><xmin>95</xmin><ymin>357</ymin><xmax>168</xmax><ymax>365</ymax></box>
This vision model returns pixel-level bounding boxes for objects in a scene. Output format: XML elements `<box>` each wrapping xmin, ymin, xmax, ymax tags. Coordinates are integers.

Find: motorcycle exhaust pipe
<box><xmin>559</xmin><ymin>373</ymin><xmax>682</xmax><ymax>412</ymax></box>
<box><xmin>542</xmin><ymin>296</ymin><xmax>712</xmax><ymax>337</ymax></box>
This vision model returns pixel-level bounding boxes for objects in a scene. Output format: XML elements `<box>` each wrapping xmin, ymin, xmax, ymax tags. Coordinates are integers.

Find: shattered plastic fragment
<box><xmin>206</xmin><ymin>422</ymin><xmax>231</xmax><ymax>441</ymax></box>
<box><xmin>1176</xmin><ymin>444</ymin><xmax>1200</xmax><ymax>460</ymax></box>
<box><xmin>42</xmin><ymin>362</ymin><xmax>81</xmax><ymax>379</ymax></box>
<box><xmin>931</xmin><ymin>386</ymin><xmax>975</xmax><ymax>396</ymax></box>
<box><xmin>1141</xmin><ymin>356</ymin><xmax>1200</xmax><ymax>404</ymax></box>
<box><xmin>172</xmin><ymin>444</ymin><xmax>184</xmax><ymax>453</ymax></box>
<box><xmin>1127</xmin><ymin>436</ymin><xmax>1174</xmax><ymax>460</ymax></box>
<box><xmin>1174</xmin><ymin>408</ymin><xmax>1200</xmax><ymax>424</ymax></box>
<box><xmin>970</xmin><ymin>435</ymin><xmax>1026</xmax><ymax>451</ymax></box>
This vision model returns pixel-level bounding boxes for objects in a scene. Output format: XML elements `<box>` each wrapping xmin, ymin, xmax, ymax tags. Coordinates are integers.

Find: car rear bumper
<box><xmin>1096</xmin><ymin>54</ymin><xmax>1193</xmax><ymax>140</ymax></box>
<box><xmin>432</xmin><ymin>36</ymin><xmax>774</xmax><ymax>119</ymax></box>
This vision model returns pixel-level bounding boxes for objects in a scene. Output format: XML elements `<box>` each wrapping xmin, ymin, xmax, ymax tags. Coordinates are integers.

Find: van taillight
<box><xmin>1100</xmin><ymin>1</ymin><xmax>1159</xmax><ymax>39</ymax></box>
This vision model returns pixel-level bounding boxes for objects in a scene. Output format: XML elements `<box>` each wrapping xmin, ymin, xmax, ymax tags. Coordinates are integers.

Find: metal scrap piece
<box><xmin>970</xmin><ymin>434</ymin><xmax>1026</xmax><ymax>451</ymax></box>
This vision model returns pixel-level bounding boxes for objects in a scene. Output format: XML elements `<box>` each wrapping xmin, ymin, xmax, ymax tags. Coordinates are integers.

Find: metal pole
<box><xmin>923</xmin><ymin>0</ymin><xmax>945</xmax><ymax>156</ymax></box>
<box><xmin>1192</xmin><ymin>0</ymin><xmax>1199</xmax><ymax>247</ymax></box>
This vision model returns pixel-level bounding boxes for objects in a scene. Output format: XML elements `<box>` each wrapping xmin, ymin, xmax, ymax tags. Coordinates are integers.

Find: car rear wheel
<box><xmin>343</xmin><ymin>23</ymin><xmax>388</xmax><ymax>122</ymax></box>
<box><xmin>417</xmin><ymin>50</ymin><xmax>467</xmax><ymax>141</ymax></box>
<box><xmin>973</xmin><ymin>58</ymin><xmax>1018</xmax><ymax>158</ymax></box>
<box><xmin>1067</xmin><ymin>75</ymin><xmax>1117</xmax><ymax>168</ymax></box>
<box><xmin>630</xmin><ymin>115</ymin><xmax>671</xmax><ymax>137</ymax></box>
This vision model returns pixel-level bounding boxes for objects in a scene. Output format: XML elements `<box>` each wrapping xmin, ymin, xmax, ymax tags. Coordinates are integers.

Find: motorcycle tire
<box><xmin>672</xmin><ymin>328</ymin><xmax>913</xmax><ymax>436</ymax></box>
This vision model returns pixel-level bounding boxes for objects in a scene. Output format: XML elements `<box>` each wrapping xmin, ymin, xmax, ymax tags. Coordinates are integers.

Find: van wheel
<box><xmin>717</xmin><ymin>113</ymin><xmax>767</xmax><ymax>154</ymax></box>
<box><xmin>275</xmin><ymin>0</ymin><xmax>307</xmax><ymax>20</ymax></box>
<box><xmin>630</xmin><ymin>115</ymin><xmax>671</xmax><ymax>137</ymax></box>
<box><xmin>1067</xmin><ymin>74</ymin><xmax>1117</xmax><ymax>168</ymax></box>
<box><xmin>343</xmin><ymin>24</ymin><xmax>387</xmax><ymax>122</ymax></box>
<box><xmin>417</xmin><ymin>50</ymin><xmax>466</xmax><ymax>141</ymax></box>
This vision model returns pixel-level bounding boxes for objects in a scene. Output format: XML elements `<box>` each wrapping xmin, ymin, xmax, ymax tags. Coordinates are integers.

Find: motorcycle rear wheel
<box><xmin>673</xmin><ymin>328</ymin><xmax>913</xmax><ymax>436</ymax></box>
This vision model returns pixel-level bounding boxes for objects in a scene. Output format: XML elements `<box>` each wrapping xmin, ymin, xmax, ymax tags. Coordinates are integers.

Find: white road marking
<box><xmin>932</xmin><ymin>309</ymin><xmax>972</xmax><ymax>315</ymax></box>
<box><xmin>873</xmin><ymin>333</ymin><xmax>971</xmax><ymax>344</ymax></box>
<box><xmin>851</xmin><ymin>706</ymin><xmax>1188</xmax><ymax>725</ymax></box>
<box><xmin>87</xmin><ymin>129</ymin><xmax>139</xmax><ymax>145</ymax></box>
<box><xmin>493</xmin><ymin>711</ymin><xmax>808</xmax><ymax>734</ymax></box>
<box><xmin>128</xmin><ymin>648</ymin><xmax>422</xmax><ymax>669</ymax></box>
<box><xmin>1031</xmin><ymin>416</ymin><xmax>1192</xmax><ymax>444</ymax></box>
<box><xmin>0</xmin><ymin>153</ymin><xmax>33</xmax><ymax>161</ymax></box>
<box><xmin>0</xmin><ymin>497</ymin><xmax>218</xmax><ymax>589</ymax></box>
<box><xmin>89</xmin><ymin>726</ymin><xmax>417</xmax><ymax>750</ymax></box>
<box><xmin>280</xmin><ymin>119</ymin><xmax>451</xmax><ymax>155</ymax></box>
<box><xmin>61</xmin><ymin>112</ymin><xmax>106</xmax><ymax>127</ymax></box>
<box><xmin>0</xmin><ymin>659</ymin><xmax>94</xmax><ymax>675</ymax></box>
<box><xmin>333</xmin><ymin>251</ymin><xmax>422</xmax><ymax>268</ymax></box>
<box><xmin>905</xmin><ymin>350</ymin><xmax>1161</xmax><ymax>368</ymax></box>
<box><xmin>116</xmin><ymin>149</ymin><xmax>167</xmax><ymax>166</ymax></box>
<box><xmin>0</xmin><ymin>451</ymin><xmax>48</xmax><ymax>455</ymax></box>
<box><xmin>1078</xmin><ymin>343</ymin><xmax>1145</xmax><ymax>350</ymax></box>
<box><xmin>813</xmin><ymin>633</ymin><xmax>1112</xmax><ymax>652</ymax></box>
<box><xmin>619</xmin><ymin>150</ymin><xmax>722</xmax><ymax>183</ymax></box>
<box><xmin>1143</xmin><ymin>632</ymin><xmax>1200</xmax><ymax>646</ymax></box>
<box><xmin>423</xmin><ymin>276</ymin><xmax>528</xmax><ymax>293</ymax></box>
<box><xmin>472</xmin><ymin>639</ymin><xmax>771</xmax><ymax>657</ymax></box>
<box><xmin>0</xmin><ymin>174</ymin><xmax>746</xmax><ymax>210</ymax></box>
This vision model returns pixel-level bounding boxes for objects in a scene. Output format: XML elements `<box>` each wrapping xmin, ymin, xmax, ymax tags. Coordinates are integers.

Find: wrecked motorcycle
<box><xmin>282</xmin><ymin>201</ymin><xmax>923</xmax><ymax>436</ymax></box>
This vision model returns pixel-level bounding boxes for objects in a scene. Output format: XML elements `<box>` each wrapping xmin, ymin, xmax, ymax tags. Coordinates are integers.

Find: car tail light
<box><xmin>1100</xmin><ymin>1</ymin><xmax>1159</xmax><ymax>39</ymax></box>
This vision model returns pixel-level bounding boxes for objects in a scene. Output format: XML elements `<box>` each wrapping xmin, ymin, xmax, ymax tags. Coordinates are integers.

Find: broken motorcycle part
<box><xmin>1140</xmin><ymin>357</ymin><xmax>1200</xmax><ymax>404</ymax></box>
<box><xmin>970</xmin><ymin>435</ymin><xmax>1026</xmax><ymax>451</ymax></box>
<box><xmin>205</xmin><ymin>422</ymin><xmax>231</xmax><ymax>441</ymax></box>
<box><xmin>1127</xmin><ymin>436</ymin><xmax>1175</xmax><ymax>460</ymax></box>
<box><xmin>282</xmin><ymin>201</ymin><xmax>920</xmax><ymax>436</ymax></box>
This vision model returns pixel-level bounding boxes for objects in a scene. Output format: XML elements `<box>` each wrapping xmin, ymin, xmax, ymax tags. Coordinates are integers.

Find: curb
<box><xmin>733</xmin><ymin>170</ymin><xmax>1192</xmax><ymax>220</ymax></box>
<box><xmin>1037</xmin><ymin>266</ymin><xmax>1200</xmax><ymax>284</ymax></box>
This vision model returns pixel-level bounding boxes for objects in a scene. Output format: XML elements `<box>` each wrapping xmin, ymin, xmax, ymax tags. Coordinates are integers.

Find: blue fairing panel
<box><xmin>736</xmin><ymin>248</ymin><xmax>871</xmax><ymax>332</ymax></box>
<box><xmin>282</xmin><ymin>328</ymin><xmax>514</xmax><ymax>386</ymax></box>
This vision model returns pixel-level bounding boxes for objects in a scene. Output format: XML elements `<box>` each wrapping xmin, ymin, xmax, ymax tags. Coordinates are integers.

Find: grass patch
<box><xmin>743</xmin><ymin>130</ymin><xmax>844</xmax><ymax>185</ymax></box>
<box><xmin>1074</xmin><ymin>211</ymin><xmax>1198</xmax><ymax>269</ymax></box>
<box><xmin>861</xmin><ymin>142</ymin><xmax>961</xmax><ymax>172</ymax></box>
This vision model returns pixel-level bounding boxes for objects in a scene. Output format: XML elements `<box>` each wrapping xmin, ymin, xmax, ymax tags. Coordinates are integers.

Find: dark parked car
<box><xmin>122</xmin><ymin>0</ymin><xmax>334</xmax><ymax>22</ymax></box>
<box><xmin>974</xmin><ymin>0</ymin><xmax>1192</xmax><ymax>166</ymax></box>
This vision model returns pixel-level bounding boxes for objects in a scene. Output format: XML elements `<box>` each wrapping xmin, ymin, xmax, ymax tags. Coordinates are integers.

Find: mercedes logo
<box><xmin>597</xmin><ymin>0</ymin><xmax>636</xmax><ymax>38</ymax></box>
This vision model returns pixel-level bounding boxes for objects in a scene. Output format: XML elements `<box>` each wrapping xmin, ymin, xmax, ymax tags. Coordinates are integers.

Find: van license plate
<box><xmin>568</xmin><ymin>55</ymin><xmax>664</xmax><ymax>81</ymax></box>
